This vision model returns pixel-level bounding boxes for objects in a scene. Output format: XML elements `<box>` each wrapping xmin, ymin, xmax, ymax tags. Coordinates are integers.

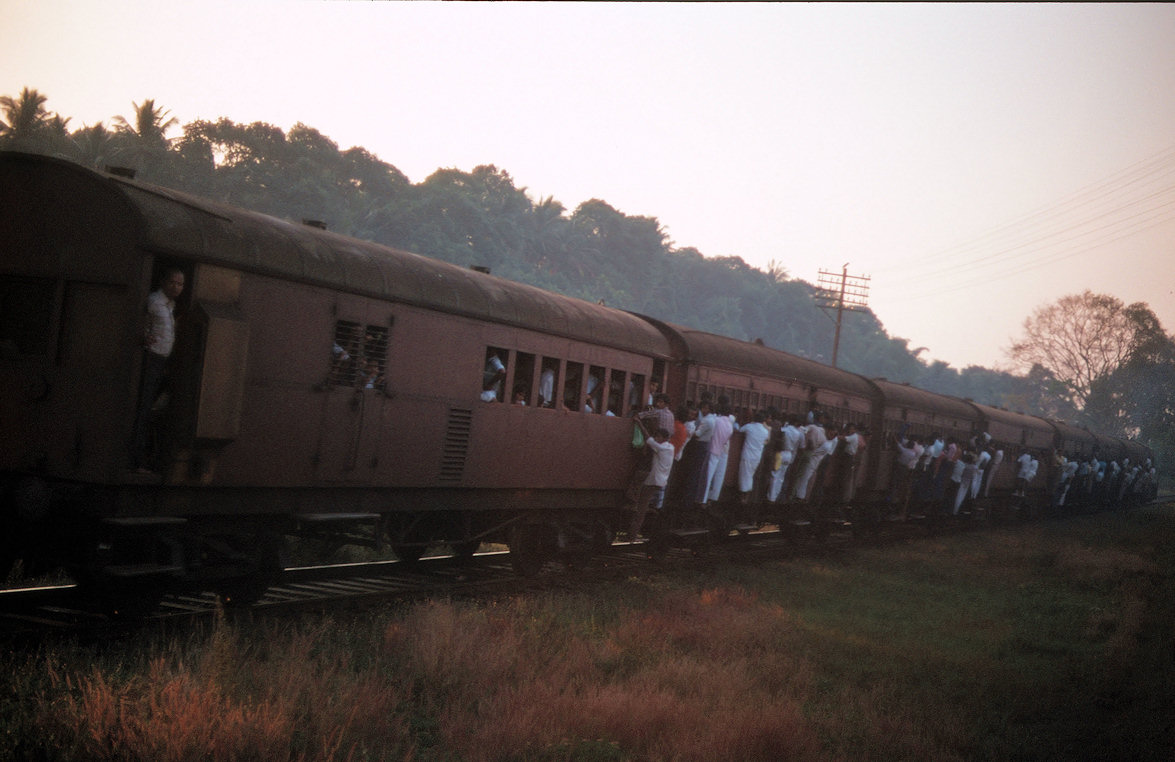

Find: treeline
<box><xmin>0</xmin><ymin>88</ymin><xmax>1089</xmax><ymax>414</ymax></box>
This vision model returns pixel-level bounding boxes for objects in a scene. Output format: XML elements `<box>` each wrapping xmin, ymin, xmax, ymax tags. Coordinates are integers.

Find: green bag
<box><xmin>632</xmin><ymin>423</ymin><xmax>645</xmax><ymax>449</ymax></box>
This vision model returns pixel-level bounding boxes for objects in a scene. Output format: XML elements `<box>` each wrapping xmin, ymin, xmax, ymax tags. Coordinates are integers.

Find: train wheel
<box><xmin>508</xmin><ymin>524</ymin><xmax>548</xmax><ymax>577</ymax></box>
<box><xmin>644</xmin><ymin>516</ymin><xmax>671</xmax><ymax>562</ymax></box>
<box><xmin>449</xmin><ymin>540</ymin><xmax>480</xmax><ymax>562</ymax></box>
<box><xmin>85</xmin><ymin>576</ymin><xmax>166</xmax><ymax>619</ymax></box>
<box><xmin>392</xmin><ymin>544</ymin><xmax>426</xmax><ymax>564</ymax></box>
<box><xmin>217</xmin><ymin>575</ymin><xmax>271</xmax><ymax>607</ymax></box>
<box><xmin>216</xmin><ymin>531</ymin><xmax>283</xmax><ymax>607</ymax></box>
<box><xmin>591</xmin><ymin>521</ymin><xmax>615</xmax><ymax>554</ymax></box>
<box><xmin>0</xmin><ymin>540</ymin><xmax>15</xmax><ymax>584</ymax></box>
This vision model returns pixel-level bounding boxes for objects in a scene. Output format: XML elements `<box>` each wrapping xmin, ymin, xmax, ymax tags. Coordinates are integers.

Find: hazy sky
<box><xmin>5</xmin><ymin>1</ymin><xmax>1175</xmax><ymax>370</ymax></box>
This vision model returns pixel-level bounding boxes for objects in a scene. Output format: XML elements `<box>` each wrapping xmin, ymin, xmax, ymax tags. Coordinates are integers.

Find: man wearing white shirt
<box><xmin>130</xmin><ymin>268</ymin><xmax>184</xmax><ymax>472</ymax></box>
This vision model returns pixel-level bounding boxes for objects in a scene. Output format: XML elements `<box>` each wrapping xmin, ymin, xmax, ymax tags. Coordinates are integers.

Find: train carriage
<box><xmin>969</xmin><ymin>403</ymin><xmax>1056</xmax><ymax>500</ymax></box>
<box><xmin>649</xmin><ymin>322</ymin><xmax>877</xmax><ymax>492</ymax></box>
<box><xmin>0</xmin><ymin>151</ymin><xmax>671</xmax><ymax>588</ymax></box>
<box><xmin>0</xmin><ymin>151</ymin><xmax>1161</xmax><ymax>605</ymax></box>
<box><xmin>867</xmin><ymin>379</ymin><xmax>981</xmax><ymax>503</ymax></box>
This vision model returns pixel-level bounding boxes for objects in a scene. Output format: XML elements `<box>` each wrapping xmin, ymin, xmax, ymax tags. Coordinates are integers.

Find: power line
<box><xmin>872</xmin><ymin>142</ymin><xmax>1175</xmax><ymax>289</ymax></box>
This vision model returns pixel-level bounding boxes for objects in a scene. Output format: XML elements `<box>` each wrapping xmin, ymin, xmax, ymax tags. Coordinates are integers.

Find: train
<box><xmin>0</xmin><ymin>151</ymin><xmax>1158</xmax><ymax>608</ymax></box>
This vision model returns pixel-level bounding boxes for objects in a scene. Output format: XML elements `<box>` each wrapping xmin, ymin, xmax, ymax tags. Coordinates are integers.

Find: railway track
<box><xmin>2</xmin><ymin>499</ymin><xmax>1168</xmax><ymax>641</ymax></box>
<box><xmin>0</xmin><ymin>527</ymin><xmax>813</xmax><ymax>639</ymax></box>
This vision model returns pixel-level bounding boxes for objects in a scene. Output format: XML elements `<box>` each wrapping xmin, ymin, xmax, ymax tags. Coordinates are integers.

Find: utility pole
<box><xmin>815</xmin><ymin>264</ymin><xmax>870</xmax><ymax>368</ymax></box>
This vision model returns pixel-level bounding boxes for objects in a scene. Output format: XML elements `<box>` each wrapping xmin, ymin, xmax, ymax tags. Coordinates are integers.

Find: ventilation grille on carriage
<box><xmin>438</xmin><ymin>408</ymin><xmax>473</xmax><ymax>483</ymax></box>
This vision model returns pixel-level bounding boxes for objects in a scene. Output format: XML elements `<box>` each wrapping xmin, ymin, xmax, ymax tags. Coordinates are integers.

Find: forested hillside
<box><xmin>0</xmin><ymin>89</ymin><xmax>1093</xmax><ymax>413</ymax></box>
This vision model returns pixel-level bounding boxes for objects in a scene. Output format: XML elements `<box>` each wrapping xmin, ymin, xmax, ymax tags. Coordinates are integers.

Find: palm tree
<box><xmin>69</xmin><ymin>123</ymin><xmax>117</xmax><ymax>169</ymax></box>
<box><xmin>112</xmin><ymin>98</ymin><xmax>179</xmax><ymax>175</ymax></box>
<box><xmin>0</xmin><ymin>87</ymin><xmax>53</xmax><ymax>150</ymax></box>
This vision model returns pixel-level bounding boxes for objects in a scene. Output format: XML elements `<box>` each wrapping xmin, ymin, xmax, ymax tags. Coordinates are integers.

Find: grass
<box><xmin>2</xmin><ymin>505</ymin><xmax>1173</xmax><ymax>761</ymax></box>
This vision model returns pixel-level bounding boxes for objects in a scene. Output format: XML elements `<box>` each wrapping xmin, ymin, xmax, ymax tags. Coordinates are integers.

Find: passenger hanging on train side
<box><xmin>834</xmin><ymin>422</ymin><xmax>861</xmax><ymax>504</ymax></box>
<box><xmin>683</xmin><ymin>398</ymin><xmax>715</xmax><ymax>506</ymax></box>
<box><xmin>1056</xmin><ymin>455</ymin><xmax>1079</xmax><ymax>507</ymax></box>
<box><xmin>735</xmin><ymin>410</ymin><xmax>771</xmax><ymax>503</ymax></box>
<box><xmin>626</xmin><ymin>418</ymin><xmax>675</xmax><ymax>541</ymax></box>
<box><xmin>701</xmin><ymin>397</ymin><xmax>735</xmax><ymax>505</ymax></box>
<box><xmin>809</xmin><ymin>426</ymin><xmax>841</xmax><ymax>506</ymax></box>
<box><xmin>982</xmin><ymin>446</ymin><xmax>1004</xmax><ymax>497</ymax></box>
<box><xmin>769</xmin><ymin>416</ymin><xmax>803</xmax><ymax>503</ymax></box>
<box><xmin>786</xmin><ymin>414</ymin><xmax>813</xmax><ymax>502</ymax></box>
<box><xmin>1013</xmin><ymin>451</ymin><xmax>1033</xmax><ymax>497</ymax></box>
<box><xmin>930</xmin><ymin>437</ymin><xmax>958</xmax><ymax>506</ymax></box>
<box><xmin>129</xmin><ymin>267</ymin><xmax>185</xmax><ymax>474</ymax></box>
<box><xmin>792</xmin><ymin>417</ymin><xmax>826</xmax><ymax>501</ymax></box>
<box><xmin>794</xmin><ymin>423</ymin><xmax>833</xmax><ymax>502</ymax></box>
<box><xmin>952</xmin><ymin>450</ymin><xmax>977</xmax><ymax>515</ymax></box>
<box><xmin>636</xmin><ymin>393</ymin><xmax>675</xmax><ymax>438</ymax></box>
<box><xmin>1085</xmin><ymin>457</ymin><xmax>1104</xmax><ymax>504</ymax></box>
<box><xmin>887</xmin><ymin>428</ymin><xmax>922</xmax><ymax>519</ymax></box>
<box><xmin>669</xmin><ymin>404</ymin><xmax>694</xmax><ymax>462</ymax></box>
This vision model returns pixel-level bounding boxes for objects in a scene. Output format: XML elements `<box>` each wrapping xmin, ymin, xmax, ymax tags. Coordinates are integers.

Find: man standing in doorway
<box><xmin>130</xmin><ymin>268</ymin><xmax>184</xmax><ymax>473</ymax></box>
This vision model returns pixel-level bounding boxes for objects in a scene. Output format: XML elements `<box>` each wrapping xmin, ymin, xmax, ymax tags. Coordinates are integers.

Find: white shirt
<box><xmin>644</xmin><ymin>439</ymin><xmax>675</xmax><ymax>487</ymax></box>
<box><xmin>781</xmin><ymin>424</ymin><xmax>803</xmax><ymax>455</ymax></box>
<box><xmin>145</xmin><ymin>289</ymin><xmax>176</xmax><ymax>357</ymax></box>
<box><xmin>538</xmin><ymin>369</ymin><xmax>555</xmax><ymax>407</ymax></box>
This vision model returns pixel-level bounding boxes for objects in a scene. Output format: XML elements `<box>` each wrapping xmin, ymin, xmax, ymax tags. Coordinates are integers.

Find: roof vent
<box><xmin>470</xmin><ymin>265</ymin><xmax>491</xmax><ymax>275</ymax></box>
<box><xmin>106</xmin><ymin>166</ymin><xmax>136</xmax><ymax>179</ymax></box>
<box><xmin>302</xmin><ymin>219</ymin><xmax>326</xmax><ymax>230</ymax></box>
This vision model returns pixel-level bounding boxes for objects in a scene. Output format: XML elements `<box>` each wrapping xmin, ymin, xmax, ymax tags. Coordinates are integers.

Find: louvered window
<box><xmin>439</xmin><ymin>408</ymin><xmax>473</xmax><ymax>483</ymax></box>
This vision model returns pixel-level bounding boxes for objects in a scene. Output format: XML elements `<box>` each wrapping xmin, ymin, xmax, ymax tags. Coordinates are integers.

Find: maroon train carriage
<box><xmin>650</xmin><ymin>323</ymin><xmax>876</xmax><ymax>433</ymax></box>
<box><xmin>866</xmin><ymin>379</ymin><xmax>981</xmax><ymax>506</ymax></box>
<box><xmin>642</xmin><ymin>320</ymin><xmax>878</xmax><ymax>534</ymax></box>
<box><xmin>0</xmin><ymin>151</ymin><xmax>673</xmax><ymax>595</ymax></box>
<box><xmin>968</xmin><ymin>402</ymin><xmax>1056</xmax><ymax>507</ymax></box>
<box><xmin>1</xmin><ymin>151</ymin><xmax>1161</xmax><ymax>607</ymax></box>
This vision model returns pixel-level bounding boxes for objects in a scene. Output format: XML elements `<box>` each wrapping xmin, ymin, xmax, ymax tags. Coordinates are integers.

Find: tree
<box><xmin>1007</xmin><ymin>291</ymin><xmax>1161</xmax><ymax>412</ymax></box>
<box><xmin>112</xmin><ymin>99</ymin><xmax>179</xmax><ymax>177</ymax></box>
<box><xmin>0</xmin><ymin>87</ymin><xmax>67</xmax><ymax>153</ymax></box>
<box><xmin>68</xmin><ymin>123</ymin><xmax>117</xmax><ymax>169</ymax></box>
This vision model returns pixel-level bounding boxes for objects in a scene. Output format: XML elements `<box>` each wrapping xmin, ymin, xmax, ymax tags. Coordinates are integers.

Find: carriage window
<box><xmin>564</xmin><ymin>361</ymin><xmax>584</xmax><ymax>412</ymax></box>
<box><xmin>329</xmin><ymin>321</ymin><xmax>362</xmax><ymax>385</ymax></box>
<box><xmin>513</xmin><ymin>352</ymin><xmax>536</xmax><ymax>405</ymax></box>
<box><xmin>360</xmin><ymin>326</ymin><xmax>388</xmax><ymax>389</ymax></box>
<box><xmin>481</xmin><ymin>346</ymin><xmax>508</xmax><ymax>402</ymax></box>
<box><xmin>610</xmin><ymin>371</ymin><xmax>628</xmax><ymax>416</ymax></box>
<box><xmin>587</xmin><ymin>365</ymin><xmax>605</xmax><ymax>414</ymax></box>
<box><xmin>0</xmin><ymin>276</ymin><xmax>55</xmax><ymax>358</ymax></box>
<box><xmin>628</xmin><ymin>373</ymin><xmax>646</xmax><ymax>413</ymax></box>
<box><xmin>538</xmin><ymin>356</ymin><xmax>559</xmax><ymax>408</ymax></box>
<box><xmin>329</xmin><ymin>321</ymin><xmax>388</xmax><ymax>389</ymax></box>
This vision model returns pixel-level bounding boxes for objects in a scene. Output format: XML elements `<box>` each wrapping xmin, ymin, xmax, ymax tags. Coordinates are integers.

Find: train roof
<box><xmin>653</xmin><ymin>321</ymin><xmax>878</xmax><ymax>397</ymax></box>
<box><xmin>0</xmin><ymin>152</ymin><xmax>672</xmax><ymax>359</ymax></box>
<box><xmin>868</xmin><ymin>378</ymin><xmax>979</xmax><ymax>420</ymax></box>
<box><xmin>1047</xmin><ymin>419</ymin><xmax>1099</xmax><ymax>454</ymax></box>
<box><xmin>965</xmin><ymin>400</ymin><xmax>1055</xmax><ymax>451</ymax></box>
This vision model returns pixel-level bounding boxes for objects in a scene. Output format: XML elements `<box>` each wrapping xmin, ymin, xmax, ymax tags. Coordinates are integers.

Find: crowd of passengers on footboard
<box><xmin>479</xmin><ymin>350</ymin><xmax>1159</xmax><ymax>541</ymax></box>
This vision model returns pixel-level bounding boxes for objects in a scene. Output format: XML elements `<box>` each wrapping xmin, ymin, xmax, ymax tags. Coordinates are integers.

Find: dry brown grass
<box><xmin>4</xmin><ymin>505</ymin><xmax>1175</xmax><ymax>761</ymax></box>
